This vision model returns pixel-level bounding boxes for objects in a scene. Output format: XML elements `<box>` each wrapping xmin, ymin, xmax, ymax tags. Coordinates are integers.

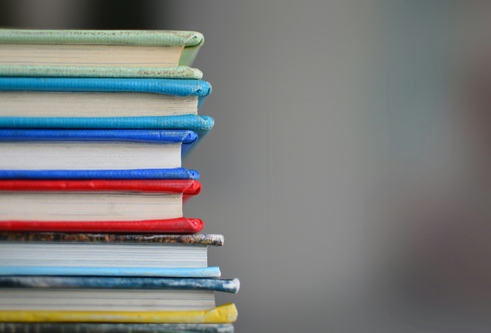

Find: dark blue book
<box><xmin>0</xmin><ymin>129</ymin><xmax>199</xmax><ymax>179</ymax></box>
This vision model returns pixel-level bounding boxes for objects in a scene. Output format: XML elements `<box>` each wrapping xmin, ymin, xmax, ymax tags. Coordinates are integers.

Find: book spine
<box><xmin>0</xmin><ymin>218</ymin><xmax>203</xmax><ymax>233</ymax></box>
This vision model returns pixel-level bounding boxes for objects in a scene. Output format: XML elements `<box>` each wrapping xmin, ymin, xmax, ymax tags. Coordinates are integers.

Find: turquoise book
<box><xmin>0</xmin><ymin>78</ymin><xmax>214</xmax><ymax>140</ymax></box>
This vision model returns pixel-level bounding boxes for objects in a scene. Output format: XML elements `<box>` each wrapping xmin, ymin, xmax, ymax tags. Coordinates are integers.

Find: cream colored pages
<box><xmin>0</xmin><ymin>44</ymin><xmax>183</xmax><ymax>67</ymax></box>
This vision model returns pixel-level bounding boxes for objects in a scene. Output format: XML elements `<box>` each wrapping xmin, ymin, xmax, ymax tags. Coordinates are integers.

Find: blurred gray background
<box><xmin>2</xmin><ymin>1</ymin><xmax>491</xmax><ymax>332</ymax></box>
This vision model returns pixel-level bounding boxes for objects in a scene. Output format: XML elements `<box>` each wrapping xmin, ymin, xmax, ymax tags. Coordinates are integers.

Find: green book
<box><xmin>0</xmin><ymin>29</ymin><xmax>204</xmax><ymax>79</ymax></box>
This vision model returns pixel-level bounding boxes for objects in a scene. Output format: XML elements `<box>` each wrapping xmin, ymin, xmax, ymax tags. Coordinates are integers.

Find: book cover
<box><xmin>0</xmin><ymin>277</ymin><xmax>240</xmax><ymax>293</ymax></box>
<box><xmin>0</xmin><ymin>232</ymin><xmax>224</xmax><ymax>245</ymax></box>
<box><xmin>0</xmin><ymin>323</ymin><xmax>234</xmax><ymax>333</ymax></box>
<box><xmin>0</xmin><ymin>217</ymin><xmax>204</xmax><ymax>233</ymax></box>
<box><xmin>0</xmin><ymin>66</ymin><xmax>203</xmax><ymax>79</ymax></box>
<box><xmin>0</xmin><ymin>168</ymin><xmax>200</xmax><ymax>180</ymax></box>
<box><xmin>0</xmin><ymin>78</ymin><xmax>212</xmax><ymax>107</ymax></box>
<box><xmin>0</xmin><ymin>303</ymin><xmax>237</xmax><ymax>323</ymax></box>
<box><xmin>0</xmin><ymin>179</ymin><xmax>201</xmax><ymax>194</ymax></box>
<box><xmin>0</xmin><ymin>128</ymin><xmax>197</xmax><ymax>145</ymax></box>
<box><xmin>0</xmin><ymin>266</ymin><xmax>220</xmax><ymax>279</ymax></box>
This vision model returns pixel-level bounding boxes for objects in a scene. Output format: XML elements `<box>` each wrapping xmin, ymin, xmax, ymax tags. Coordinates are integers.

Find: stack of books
<box><xmin>0</xmin><ymin>29</ymin><xmax>238</xmax><ymax>333</ymax></box>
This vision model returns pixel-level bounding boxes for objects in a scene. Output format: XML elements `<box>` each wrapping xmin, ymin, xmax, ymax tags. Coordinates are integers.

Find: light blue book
<box><xmin>0</xmin><ymin>78</ymin><xmax>214</xmax><ymax>141</ymax></box>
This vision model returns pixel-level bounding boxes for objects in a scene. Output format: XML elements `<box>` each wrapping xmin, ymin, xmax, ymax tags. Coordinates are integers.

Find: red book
<box><xmin>0</xmin><ymin>179</ymin><xmax>203</xmax><ymax>233</ymax></box>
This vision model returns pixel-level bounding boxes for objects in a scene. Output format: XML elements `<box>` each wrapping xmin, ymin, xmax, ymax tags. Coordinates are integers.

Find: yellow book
<box><xmin>0</xmin><ymin>303</ymin><xmax>237</xmax><ymax>324</ymax></box>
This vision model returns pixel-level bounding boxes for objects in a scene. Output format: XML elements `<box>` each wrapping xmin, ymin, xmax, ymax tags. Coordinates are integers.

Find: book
<box><xmin>0</xmin><ymin>303</ymin><xmax>237</xmax><ymax>323</ymax></box>
<box><xmin>0</xmin><ymin>78</ymin><xmax>212</xmax><ymax>117</ymax></box>
<box><xmin>0</xmin><ymin>129</ymin><xmax>197</xmax><ymax>171</ymax></box>
<box><xmin>0</xmin><ymin>179</ymin><xmax>201</xmax><ymax>232</ymax></box>
<box><xmin>0</xmin><ymin>277</ymin><xmax>239</xmax><ymax>311</ymax></box>
<box><xmin>0</xmin><ymin>232</ymin><xmax>223</xmax><ymax>277</ymax></box>
<box><xmin>0</xmin><ymin>323</ymin><xmax>235</xmax><ymax>333</ymax></box>
<box><xmin>0</xmin><ymin>29</ymin><xmax>204</xmax><ymax>79</ymax></box>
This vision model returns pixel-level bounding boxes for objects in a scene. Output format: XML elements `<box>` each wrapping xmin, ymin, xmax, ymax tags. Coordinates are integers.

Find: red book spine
<box><xmin>0</xmin><ymin>218</ymin><xmax>204</xmax><ymax>234</ymax></box>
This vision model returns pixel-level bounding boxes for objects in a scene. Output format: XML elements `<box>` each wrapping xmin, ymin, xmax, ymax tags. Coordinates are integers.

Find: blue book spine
<box><xmin>0</xmin><ymin>169</ymin><xmax>200</xmax><ymax>180</ymax></box>
<box><xmin>0</xmin><ymin>266</ymin><xmax>221</xmax><ymax>278</ymax></box>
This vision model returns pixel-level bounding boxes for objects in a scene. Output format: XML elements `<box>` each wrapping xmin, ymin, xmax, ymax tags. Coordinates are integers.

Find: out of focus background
<box><xmin>2</xmin><ymin>1</ymin><xmax>491</xmax><ymax>332</ymax></box>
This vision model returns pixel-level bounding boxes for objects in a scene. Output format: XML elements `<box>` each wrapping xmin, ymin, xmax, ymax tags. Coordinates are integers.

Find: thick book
<box><xmin>0</xmin><ymin>179</ymin><xmax>202</xmax><ymax>232</ymax></box>
<box><xmin>0</xmin><ymin>303</ymin><xmax>237</xmax><ymax>323</ymax></box>
<box><xmin>0</xmin><ymin>78</ymin><xmax>212</xmax><ymax>116</ymax></box>
<box><xmin>0</xmin><ymin>29</ymin><xmax>204</xmax><ymax>79</ymax></box>
<box><xmin>0</xmin><ymin>323</ymin><xmax>234</xmax><ymax>333</ymax></box>
<box><xmin>0</xmin><ymin>232</ymin><xmax>223</xmax><ymax>278</ymax></box>
<box><xmin>0</xmin><ymin>277</ymin><xmax>239</xmax><ymax>312</ymax></box>
<box><xmin>0</xmin><ymin>129</ymin><xmax>197</xmax><ymax>171</ymax></box>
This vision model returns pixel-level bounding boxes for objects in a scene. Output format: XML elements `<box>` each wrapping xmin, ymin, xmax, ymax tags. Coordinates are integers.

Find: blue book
<box><xmin>0</xmin><ymin>78</ymin><xmax>214</xmax><ymax>141</ymax></box>
<box><xmin>0</xmin><ymin>276</ymin><xmax>240</xmax><ymax>293</ymax></box>
<box><xmin>0</xmin><ymin>277</ymin><xmax>238</xmax><ymax>314</ymax></box>
<box><xmin>0</xmin><ymin>129</ymin><xmax>198</xmax><ymax>178</ymax></box>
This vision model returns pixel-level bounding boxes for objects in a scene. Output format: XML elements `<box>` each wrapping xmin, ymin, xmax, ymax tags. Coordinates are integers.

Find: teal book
<box><xmin>0</xmin><ymin>29</ymin><xmax>204</xmax><ymax>78</ymax></box>
<box><xmin>0</xmin><ymin>78</ymin><xmax>214</xmax><ymax>141</ymax></box>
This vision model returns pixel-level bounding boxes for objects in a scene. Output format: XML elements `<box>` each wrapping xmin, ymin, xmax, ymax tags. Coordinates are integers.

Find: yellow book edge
<box><xmin>0</xmin><ymin>303</ymin><xmax>237</xmax><ymax>324</ymax></box>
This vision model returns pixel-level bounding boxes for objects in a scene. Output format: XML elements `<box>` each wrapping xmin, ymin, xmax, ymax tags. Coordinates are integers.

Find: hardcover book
<box><xmin>0</xmin><ymin>29</ymin><xmax>205</xmax><ymax>79</ymax></box>
<box><xmin>0</xmin><ymin>129</ymin><xmax>197</xmax><ymax>172</ymax></box>
<box><xmin>0</xmin><ymin>277</ymin><xmax>239</xmax><ymax>311</ymax></box>
<box><xmin>0</xmin><ymin>233</ymin><xmax>224</xmax><ymax>277</ymax></box>
<box><xmin>0</xmin><ymin>78</ymin><xmax>212</xmax><ymax>116</ymax></box>
<box><xmin>0</xmin><ymin>179</ymin><xmax>202</xmax><ymax>232</ymax></box>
